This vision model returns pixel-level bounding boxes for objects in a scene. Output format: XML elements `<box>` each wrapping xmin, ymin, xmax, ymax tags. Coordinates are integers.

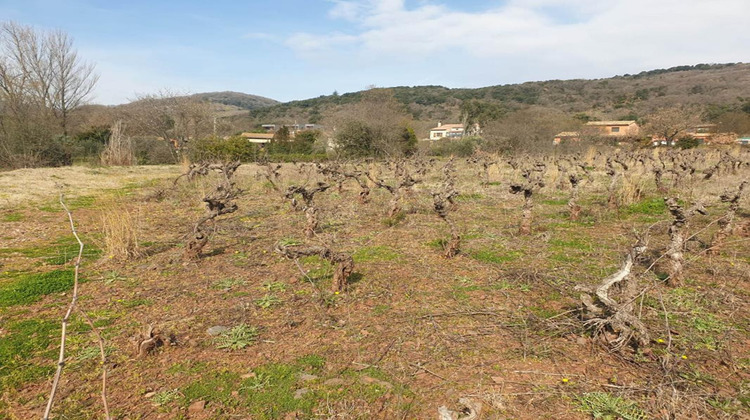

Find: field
<box><xmin>0</xmin><ymin>148</ymin><xmax>749</xmax><ymax>419</ymax></box>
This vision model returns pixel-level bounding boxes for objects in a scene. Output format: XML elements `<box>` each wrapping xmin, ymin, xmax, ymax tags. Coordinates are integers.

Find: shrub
<box><xmin>424</xmin><ymin>137</ymin><xmax>480</xmax><ymax>157</ymax></box>
<box><xmin>189</xmin><ymin>136</ymin><xmax>261</xmax><ymax>162</ymax></box>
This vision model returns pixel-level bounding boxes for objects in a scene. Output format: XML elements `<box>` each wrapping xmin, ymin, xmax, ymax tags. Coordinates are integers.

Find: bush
<box><xmin>189</xmin><ymin>136</ymin><xmax>261</xmax><ymax>162</ymax></box>
<box><xmin>133</xmin><ymin>138</ymin><xmax>176</xmax><ymax>164</ymax></box>
<box><xmin>424</xmin><ymin>137</ymin><xmax>480</xmax><ymax>157</ymax></box>
<box><xmin>677</xmin><ymin>136</ymin><xmax>701</xmax><ymax>149</ymax></box>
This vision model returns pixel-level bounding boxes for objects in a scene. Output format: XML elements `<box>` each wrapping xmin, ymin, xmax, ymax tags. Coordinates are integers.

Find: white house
<box><xmin>429</xmin><ymin>122</ymin><xmax>465</xmax><ymax>140</ymax></box>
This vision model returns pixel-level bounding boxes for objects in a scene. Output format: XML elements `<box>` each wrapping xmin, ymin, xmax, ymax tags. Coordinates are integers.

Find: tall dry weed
<box><xmin>101</xmin><ymin>207</ymin><xmax>140</xmax><ymax>260</ymax></box>
<box><xmin>100</xmin><ymin>120</ymin><xmax>135</xmax><ymax>166</ymax></box>
<box><xmin>618</xmin><ymin>175</ymin><xmax>647</xmax><ymax>207</ymax></box>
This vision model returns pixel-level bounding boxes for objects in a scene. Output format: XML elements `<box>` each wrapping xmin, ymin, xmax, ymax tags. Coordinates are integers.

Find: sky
<box><xmin>1</xmin><ymin>0</ymin><xmax>749</xmax><ymax>105</ymax></box>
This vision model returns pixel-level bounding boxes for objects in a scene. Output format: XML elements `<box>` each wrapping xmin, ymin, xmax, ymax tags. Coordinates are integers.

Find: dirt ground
<box><xmin>0</xmin><ymin>150</ymin><xmax>748</xmax><ymax>419</ymax></box>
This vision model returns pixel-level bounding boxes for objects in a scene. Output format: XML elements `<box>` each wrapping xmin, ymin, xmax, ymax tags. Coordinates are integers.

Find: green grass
<box><xmin>575</xmin><ymin>392</ymin><xmax>647</xmax><ymax>420</ymax></box>
<box><xmin>549</xmin><ymin>238</ymin><xmax>593</xmax><ymax>252</ymax></box>
<box><xmin>0</xmin><ymin>269</ymin><xmax>78</xmax><ymax>307</ymax></box>
<box><xmin>470</xmin><ymin>248</ymin><xmax>523</xmax><ymax>264</ymax></box>
<box><xmin>0</xmin><ymin>235</ymin><xmax>101</xmax><ymax>265</ymax></box>
<box><xmin>1</xmin><ymin>212</ymin><xmax>23</xmax><ymax>222</ymax></box>
<box><xmin>541</xmin><ymin>198</ymin><xmax>569</xmax><ymax>206</ymax></box>
<box><xmin>622</xmin><ymin>197</ymin><xmax>666</xmax><ymax>215</ymax></box>
<box><xmin>353</xmin><ymin>246</ymin><xmax>402</xmax><ymax>263</ymax></box>
<box><xmin>0</xmin><ymin>318</ymin><xmax>58</xmax><ymax>390</ymax></box>
<box><xmin>38</xmin><ymin>195</ymin><xmax>97</xmax><ymax>212</ymax></box>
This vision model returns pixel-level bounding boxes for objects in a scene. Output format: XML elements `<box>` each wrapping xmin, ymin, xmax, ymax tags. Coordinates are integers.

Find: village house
<box><xmin>553</xmin><ymin>131</ymin><xmax>581</xmax><ymax>145</ymax></box>
<box><xmin>583</xmin><ymin>120</ymin><xmax>640</xmax><ymax>137</ymax></box>
<box><xmin>429</xmin><ymin>122</ymin><xmax>465</xmax><ymax>140</ymax></box>
<box><xmin>240</xmin><ymin>132</ymin><xmax>275</xmax><ymax>144</ymax></box>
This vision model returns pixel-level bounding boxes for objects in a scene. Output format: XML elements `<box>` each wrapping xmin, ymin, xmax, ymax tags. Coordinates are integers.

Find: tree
<box><xmin>124</xmin><ymin>90</ymin><xmax>214</xmax><ymax>159</ymax></box>
<box><xmin>644</xmin><ymin>106</ymin><xmax>701</xmax><ymax>144</ymax></box>
<box><xmin>329</xmin><ymin>88</ymin><xmax>416</xmax><ymax>157</ymax></box>
<box><xmin>47</xmin><ymin>29</ymin><xmax>99</xmax><ymax>135</ymax></box>
<box><xmin>0</xmin><ymin>21</ymin><xmax>98</xmax><ymax>166</ymax></box>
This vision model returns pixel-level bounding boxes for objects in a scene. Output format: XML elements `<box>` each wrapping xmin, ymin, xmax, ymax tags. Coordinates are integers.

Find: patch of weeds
<box><xmin>215</xmin><ymin>324</ymin><xmax>259</xmax><ymax>350</ymax></box>
<box><xmin>167</xmin><ymin>361</ymin><xmax>211</xmax><ymax>376</ymax></box>
<box><xmin>0</xmin><ymin>319</ymin><xmax>58</xmax><ymax>390</ymax></box>
<box><xmin>373</xmin><ymin>304</ymin><xmax>391</xmax><ymax>315</ymax></box>
<box><xmin>0</xmin><ymin>235</ymin><xmax>101</xmax><ymax>265</ymax></box>
<box><xmin>212</xmin><ymin>277</ymin><xmax>247</xmax><ymax>290</ymax></box>
<box><xmin>470</xmin><ymin>248</ymin><xmax>523</xmax><ymax>264</ymax></box>
<box><xmin>424</xmin><ymin>238</ymin><xmax>447</xmax><ymax>249</ymax></box>
<box><xmin>549</xmin><ymin>238</ymin><xmax>593</xmax><ymax>252</ymax></box>
<box><xmin>528</xmin><ymin>306</ymin><xmax>557</xmax><ymax>319</ymax></box>
<box><xmin>692</xmin><ymin>314</ymin><xmax>726</xmax><ymax>334</ymax></box>
<box><xmin>0</xmin><ymin>269</ymin><xmax>77</xmax><ymax>307</ymax></box>
<box><xmin>231</xmin><ymin>251</ymin><xmax>251</xmax><ymax>266</ymax></box>
<box><xmin>622</xmin><ymin>197</ymin><xmax>666</xmax><ymax>216</ymax></box>
<box><xmin>381</xmin><ymin>211</ymin><xmax>406</xmax><ymax>227</ymax></box>
<box><xmin>38</xmin><ymin>195</ymin><xmax>96</xmax><ymax>212</ymax></box>
<box><xmin>102</xmin><ymin>271</ymin><xmax>126</xmax><ymax>285</ymax></box>
<box><xmin>262</xmin><ymin>281</ymin><xmax>287</xmax><ymax>292</ymax></box>
<box><xmin>117</xmin><ymin>298</ymin><xmax>152</xmax><ymax>308</ymax></box>
<box><xmin>550</xmin><ymin>253</ymin><xmax>583</xmax><ymax>263</ymax></box>
<box><xmin>151</xmin><ymin>389</ymin><xmax>182</xmax><ymax>406</ymax></box>
<box><xmin>575</xmin><ymin>392</ymin><xmax>647</xmax><ymax>420</ymax></box>
<box><xmin>353</xmin><ymin>246</ymin><xmax>402</xmax><ymax>263</ymax></box>
<box><xmin>181</xmin><ymin>370</ymin><xmax>240</xmax><ymax>408</ymax></box>
<box><xmin>278</xmin><ymin>238</ymin><xmax>303</xmax><ymax>247</ymax></box>
<box><xmin>74</xmin><ymin>345</ymin><xmax>114</xmax><ymax>362</ymax></box>
<box><xmin>255</xmin><ymin>293</ymin><xmax>282</xmax><ymax>309</ymax></box>
<box><xmin>1</xmin><ymin>212</ymin><xmax>23</xmax><ymax>222</ymax></box>
<box><xmin>541</xmin><ymin>198</ymin><xmax>568</xmax><ymax>206</ymax></box>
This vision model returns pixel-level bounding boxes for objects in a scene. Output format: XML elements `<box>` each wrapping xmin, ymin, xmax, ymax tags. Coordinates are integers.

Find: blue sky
<box><xmin>2</xmin><ymin>0</ymin><xmax>749</xmax><ymax>105</ymax></box>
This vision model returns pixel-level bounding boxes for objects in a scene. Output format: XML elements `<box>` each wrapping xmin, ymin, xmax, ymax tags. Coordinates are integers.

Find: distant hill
<box><xmin>246</xmin><ymin>63</ymin><xmax>750</xmax><ymax>126</ymax></box>
<box><xmin>190</xmin><ymin>91</ymin><xmax>279</xmax><ymax>110</ymax></box>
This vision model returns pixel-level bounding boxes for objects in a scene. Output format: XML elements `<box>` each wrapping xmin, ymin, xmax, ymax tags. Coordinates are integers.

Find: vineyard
<box><xmin>1</xmin><ymin>146</ymin><xmax>749</xmax><ymax>419</ymax></box>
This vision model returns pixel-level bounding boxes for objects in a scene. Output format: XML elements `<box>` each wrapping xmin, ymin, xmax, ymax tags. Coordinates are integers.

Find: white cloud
<box><xmin>286</xmin><ymin>0</ymin><xmax>750</xmax><ymax>83</ymax></box>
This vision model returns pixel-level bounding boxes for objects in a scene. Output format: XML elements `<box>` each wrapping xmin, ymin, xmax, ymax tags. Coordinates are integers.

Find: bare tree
<box><xmin>125</xmin><ymin>89</ymin><xmax>214</xmax><ymax>158</ymax></box>
<box><xmin>47</xmin><ymin>29</ymin><xmax>99</xmax><ymax>135</ymax></box>
<box><xmin>0</xmin><ymin>22</ymin><xmax>97</xmax><ymax>135</ymax></box>
<box><xmin>644</xmin><ymin>105</ymin><xmax>702</xmax><ymax>144</ymax></box>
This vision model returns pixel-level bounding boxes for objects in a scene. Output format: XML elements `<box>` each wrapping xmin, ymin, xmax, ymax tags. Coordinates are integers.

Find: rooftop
<box><xmin>585</xmin><ymin>120</ymin><xmax>637</xmax><ymax>126</ymax></box>
<box><xmin>430</xmin><ymin>123</ymin><xmax>464</xmax><ymax>131</ymax></box>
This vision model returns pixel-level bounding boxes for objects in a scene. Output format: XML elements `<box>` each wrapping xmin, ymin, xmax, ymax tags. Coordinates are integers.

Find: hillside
<box><xmin>191</xmin><ymin>91</ymin><xmax>279</xmax><ymax>110</ymax></box>
<box><xmin>246</xmin><ymin>63</ymin><xmax>750</xmax><ymax>126</ymax></box>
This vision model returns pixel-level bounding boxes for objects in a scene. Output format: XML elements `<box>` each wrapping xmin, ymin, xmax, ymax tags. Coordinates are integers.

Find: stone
<box><xmin>188</xmin><ymin>400</ymin><xmax>206</xmax><ymax>413</ymax></box>
<box><xmin>207</xmin><ymin>326</ymin><xmax>229</xmax><ymax>336</ymax></box>
<box><xmin>298</xmin><ymin>373</ymin><xmax>318</xmax><ymax>382</ymax></box>
<box><xmin>293</xmin><ymin>388</ymin><xmax>310</xmax><ymax>399</ymax></box>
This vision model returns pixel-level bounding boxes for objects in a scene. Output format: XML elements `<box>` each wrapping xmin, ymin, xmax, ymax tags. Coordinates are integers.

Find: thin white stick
<box><xmin>42</xmin><ymin>195</ymin><xmax>86</xmax><ymax>419</ymax></box>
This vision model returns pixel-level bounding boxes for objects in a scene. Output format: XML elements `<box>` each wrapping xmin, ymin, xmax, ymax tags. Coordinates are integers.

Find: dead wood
<box><xmin>664</xmin><ymin>197</ymin><xmax>706</xmax><ymax>286</ymax></box>
<box><xmin>708</xmin><ymin>180</ymin><xmax>748</xmax><ymax>255</ymax></box>
<box><xmin>184</xmin><ymin>161</ymin><xmax>241</xmax><ymax>260</ymax></box>
<box><xmin>275</xmin><ymin>242</ymin><xmax>354</xmax><ymax>293</ymax></box>
<box><xmin>432</xmin><ymin>159</ymin><xmax>461</xmax><ymax>257</ymax></box>
<box><xmin>509</xmin><ymin>162</ymin><xmax>546</xmax><ymax>235</ymax></box>
<box><xmin>576</xmin><ymin>233</ymin><xmax>650</xmax><ymax>350</ymax></box>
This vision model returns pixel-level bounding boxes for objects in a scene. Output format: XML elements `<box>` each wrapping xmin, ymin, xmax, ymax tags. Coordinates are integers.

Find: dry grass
<box><xmin>100</xmin><ymin>206</ymin><xmax>141</xmax><ymax>260</ymax></box>
<box><xmin>0</xmin><ymin>165</ymin><xmax>181</xmax><ymax>209</ymax></box>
